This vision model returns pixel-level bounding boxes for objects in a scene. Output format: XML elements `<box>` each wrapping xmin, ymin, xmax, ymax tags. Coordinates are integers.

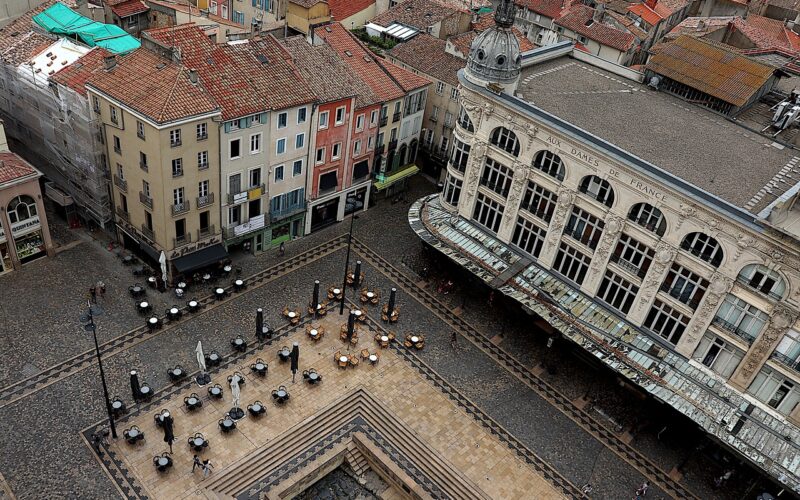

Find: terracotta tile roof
<box><xmin>605</xmin><ymin>10</ymin><xmax>647</xmax><ymax>39</ymax></box>
<box><xmin>314</xmin><ymin>23</ymin><xmax>427</xmax><ymax>101</ymax></box>
<box><xmin>86</xmin><ymin>48</ymin><xmax>219</xmax><ymax>123</ymax></box>
<box><xmin>144</xmin><ymin>25</ymin><xmax>315</xmax><ymax>119</ymax></box>
<box><xmin>371</xmin><ymin>0</ymin><xmax>463</xmax><ymax>30</ymax></box>
<box><xmin>664</xmin><ymin>16</ymin><xmax>735</xmax><ymax>41</ymax></box>
<box><xmin>388</xmin><ymin>33</ymin><xmax>462</xmax><ymax>86</ymax></box>
<box><xmin>0</xmin><ymin>0</ymin><xmax>56</xmax><ymax>65</ymax></box>
<box><xmin>289</xmin><ymin>0</ymin><xmax>327</xmax><ymax>7</ymax></box>
<box><xmin>734</xmin><ymin>15</ymin><xmax>800</xmax><ymax>53</ymax></box>
<box><xmin>470</xmin><ymin>13</ymin><xmax>535</xmax><ymax>50</ymax></box>
<box><xmin>448</xmin><ymin>23</ymin><xmax>534</xmax><ymax>59</ymax></box>
<box><xmin>328</xmin><ymin>0</ymin><xmax>372</xmax><ymax>21</ymax></box>
<box><xmin>646</xmin><ymin>35</ymin><xmax>775</xmax><ymax>107</ymax></box>
<box><xmin>437</xmin><ymin>0</ymin><xmax>490</xmax><ymax>8</ymax></box>
<box><xmin>111</xmin><ymin>0</ymin><xmax>148</xmax><ymax>17</ymax></box>
<box><xmin>50</xmin><ymin>47</ymin><xmax>112</xmax><ymax>95</ymax></box>
<box><xmin>627</xmin><ymin>3</ymin><xmax>662</xmax><ymax>26</ymax></box>
<box><xmin>555</xmin><ymin>4</ymin><xmax>637</xmax><ymax>51</ymax></box>
<box><xmin>145</xmin><ymin>0</ymin><xmax>245</xmax><ymax>29</ymax></box>
<box><xmin>514</xmin><ymin>0</ymin><xmax>569</xmax><ymax>19</ymax></box>
<box><xmin>283</xmin><ymin>35</ymin><xmax>378</xmax><ymax>108</ymax></box>
<box><xmin>0</xmin><ymin>152</ymin><xmax>39</xmax><ymax>185</ymax></box>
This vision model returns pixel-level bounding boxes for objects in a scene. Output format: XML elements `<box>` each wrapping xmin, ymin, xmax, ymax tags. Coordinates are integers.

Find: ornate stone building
<box><xmin>411</xmin><ymin>0</ymin><xmax>800</xmax><ymax>493</ymax></box>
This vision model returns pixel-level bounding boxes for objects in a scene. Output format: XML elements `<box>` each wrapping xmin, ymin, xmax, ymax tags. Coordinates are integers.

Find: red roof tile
<box><xmin>627</xmin><ymin>3</ymin><xmax>662</xmax><ymax>26</ymax></box>
<box><xmin>289</xmin><ymin>0</ymin><xmax>327</xmax><ymax>7</ymax></box>
<box><xmin>111</xmin><ymin>0</ymin><xmax>148</xmax><ymax>17</ymax></box>
<box><xmin>144</xmin><ymin>24</ymin><xmax>315</xmax><ymax>119</ymax></box>
<box><xmin>515</xmin><ymin>0</ymin><xmax>570</xmax><ymax>19</ymax></box>
<box><xmin>0</xmin><ymin>152</ymin><xmax>39</xmax><ymax>185</ymax></box>
<box><xmin>470</xmin><ymin>13</ymin><xmax>535</xmax><ymax>50</ymax></box>
<box><xmin>371</xmin><ymin>0</ymin><xmax>464</xmax><ymax>30</ymax></box>
<box><xmin>328</xmin><ymin>0</ymin><xmax>372</xmax><ymax>21</ymax></box>
<box><xmin>383</xmin><ymin>57</ymin><xmax>431</xmax><ymax>91</ymax></box>
<box><xmin>0</xmin><ymin>0</ymin><xmax>56</xmax><ymax>65</ymax></box>
<box><xmin>734</xmin><ymin>15</ymin><xmax>799</xmax><ymax>53</ymax></box>
<box><xmin>50</xmin><ymin>47</ymin><xmax>112</xmax><ymax>96</ymax></box>
<box><xmin>448</xmin><ymin>26</ymin><xmax>534</xmax><ymax>59</ymax></box>
<box><xmin>388</xmin><ymin>33</ymin><xmax>463</xmax><ymax>86</ymax></box>
<box><xmin>555</xmin><ymin>4</ymin><xmax>637</xmax><ymax>51</ymax></box>
<box><xmin>86</xmin><ymin>48</ymin><xmax>219</xmax><ymax>124</ymax></box>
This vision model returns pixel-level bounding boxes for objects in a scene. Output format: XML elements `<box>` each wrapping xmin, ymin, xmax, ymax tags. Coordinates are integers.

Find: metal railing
<box><xmin>388</xmin><ymin>139</ymin><xmax>398</xmax><ymax>151</ymax></box>
<box><xmin>197</xmin><ymin>193</ymin><xmax>214</xmax><ymax>208</ymax></box>
<box><xmin>170</xmin><ymin>139</ymin><xmax>182</xmax><ymax>148</ymax></box>
<box><xmin>712</xmin><ymin>316</ymin><xmax>757</xmax><ymax>344</ymax></box>
<box><xmin>227</xmin><ymin>184</ymin><xmax>265</xmax><ymax>204</ymax></box>
<box><xmin>198</xmin><ymin>161</ymin><xmax>209</xmax><ymax>171</ymax></box>
<box><xmin>479</xmin><ymin>178</ymin><xmax>510</xmax><ymax>198</ymax></box>
<box><xmin>198</xmin><ymin>224</ymin><xmax>215</xmax><ymax>240</ymax></box>
<box><xmin>141</xmin><ymin>224</ymin><xmax>154</xmax><ymax>240</ymax></box>
<box><xmin>392</xmin><ymin>111</ymin><xmax>401</xmax><ymax>123</ymax></box>
<box><xmin>610</xmin><ymin>253</ymin><xmax>648</xmax><ymax>278</ymax></box>
<box><xmin>271</xmin><ymin>202</ymin><xmax>306</xmax><ymax>222</ymax></box>
<box><xmin>735</xmin><ymin>276</ymin><xmax>784</xmax><ymax>301</ymax></box>
<box><xmin>172</xmin><ymin>200</ymin><xmax>190</xmax><ymax>216</ymax></box>
<box><xmin>139</xmin><ymin>161</ymin><xmax>148</xmax><ymax>172</ymax></box>
<box><xmin>113</xmin><ymin>175</ymin><xmax>127</xmax><ymax>192</ymax></box>
<box><xmin>771</xmin><ymin>351</ymin><xmax>800</xmax><ymax>372</ymax></box>
<box><xmin>520</xmin><ymin>205</ymin><xmax>552</xmax><ymax>223</ymax></box>
<box><xmin>139</xmin><ymin>191</ymin><xmax>153</xmax><ymax>209</ymax></box>
<box><xmin>174</xmin><ymin>233</ymin><xmax>192</xmax><ymax>247</ymax></box>
<box><xmin>379</xmin><ymin>115</ymin><xmax>388</xmax><ymax>127</ymax></box>
<box><xmin>115</xmin><ymin>205</ymin><xmax>129</xmax><ymax>221</ymax></box>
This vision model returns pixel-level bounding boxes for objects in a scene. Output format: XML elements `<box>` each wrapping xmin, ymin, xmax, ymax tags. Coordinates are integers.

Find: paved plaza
<box><xmin>0</xmin><ymin>179</ymin><xmax>759</xmax><ymax>499</ymax></box>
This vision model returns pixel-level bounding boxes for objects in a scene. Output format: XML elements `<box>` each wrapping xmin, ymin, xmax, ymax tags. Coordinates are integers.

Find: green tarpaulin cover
<box><xmin>33</xmin><ymin>2</ymin><xmax>140</xmax><ymax>54</ymax></box>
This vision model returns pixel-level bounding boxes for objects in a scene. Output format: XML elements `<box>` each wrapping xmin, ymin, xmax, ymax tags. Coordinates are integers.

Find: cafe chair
<box><xmin>334</xmin><ymin>351</ymin><xmax>348</xmax><ymax>369</ymax></box>
<box><xmin>218</xmin><ymin>417</ymin><xmax>236</xmax><ymax>432</ymax></box>
<box><xmin>247</xmin><ymin>401</ymin><xmax>266</xmax><ymax>417</ymax></box>
<box><xmin>360</xmin><ymin>349</ymin><xmax>370</xmax><ymax>359</ymax></box>
<box><xmin>184</xmin><ymin>393</ymin><xmax>202</xmax><ymax>410</ymax></box>
<box><xmin>188</xmin><ymin>432</ymin><xmax>208</xmax><ymax>451</ymax></box>
<box><xmin>153</xmin><ymin>452</ymin><xmax>172</xmax><ymax>472</ymax></box>
<box><xmin>208</xmin><ymin>384</ymin><xmax>223</xmax><ymax>399</ymax></box>
<box><xmin>349</xmin><ymin>356</ymin><xmax>359</xmax><ymax>367</ymax></box>
<box><xmin>250</xmin><ymin>358</ymin><xmax>268</xmax><ymax>376</ymax></box>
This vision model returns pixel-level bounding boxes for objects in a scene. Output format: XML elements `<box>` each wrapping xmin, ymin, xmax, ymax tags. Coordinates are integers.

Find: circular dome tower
<box><xmin>465</xmin><ymin>0</ymin><xmax>522</xmax><ymax>93</ymax></box>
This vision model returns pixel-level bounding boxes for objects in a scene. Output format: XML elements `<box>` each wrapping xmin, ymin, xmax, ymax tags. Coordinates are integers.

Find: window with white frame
<box><xmin>332</xmin><ymin>142</ymin><xmax>341</xmax><ymax>160</ymax></box>
<box><xmin>93</xmin><ymin>96</ymin><xmax>100</xmax><ymax>112</ymax></box>
<box><xmin>173</xmin><ymin>187</ymin><xmax>184</xmax><ymax>206</ymax></box>
<box><xmin>692</xmin><ymin>333</ymin><xmax>744</xmax><ymax>378</ymax></box>
<box><xmin>171</xmin><ymin>158</ymin><xmax>183</xmax><ymax>177</ymax></box>
<box><xmin>472</xmin><ymin>193</ymin><xmax>503</xmax><ymax>232</ymax></box>
<box><xmin>661</xmin><ymin>264</ymin><xmax>708</xmax><ymax>310</ymax></box>
<box><xmin>356</xmin><ymin>114</ymin><xmax>364</xmax><ymax>130</ymax></box>
<box><xmin>198</xmin><ymin>179</ymin><xmax>209</xmax><ymax>197</ymax></box>
<box><xmin>480</xmin><ymin>158</ymin><xmax>513</xmax><ymax>197</ymax></box>
<box><xmin>274</xmin><ymin>165</ymin><xmax>284</xmax><ymax>182</ymax></box>
<box><xmin>520</xmin><ymin>181</ymin><xmax>558</xmax><ymax>223</ymax></box>
<box><xmin>597</xmin><ymin>270</ymin><xmax>639</xmax><ymax>314</ymax></box>
<box><xmin>276</xmin><ymin>138</ymin><xmax>286</xmax><ymax>154</ymax></box>
<box><xmin>198</xmin><ymin>150</ymin><xmax>209</xmax><ymax>169</ymax></box>
<box><xmin>436</xmin><ymin>81</ymin><xmax>445</xmax><ymax>95</ymax></box>
<box><xmin>644</xmin><ymin>299</ymin><xmax>689</xmax><ymax>345</ymax></box>
<box><xmin>712</xmin><ymin>294</ymin><xmax>768</xmax><ymax>343</ymax></box>
<box><xmin>370</xmin><ymin>110</ymin><xmax>378</xmax><ymax>125</ymax></box>
<box><xmin>444</xmin><ymin>111</ymin><xmax>453</xmax><ymax>127</ymax></box>
<box><xmin>170</xmin><ymin>128</ymin><xmax>181</xmax><ymax>147</ymax></box>
<box><xmin>297</xmin><ymin>107</ymin><xmax>307</xmax><ymax>124</ymax></box>
<box><xmin>196</xmin><ymin>122</ymin><xmax>207</xmax><ymax>140</ymax></box>
<box><xmin>354</xmin><ymin>139</ymin><xmax>362</xmax><ymax>155</ymax></box>
<box><xmin>113</xmin><ymin>135</ymin><xmax>121</xmax><ymax>153</ymax></box>
<box><xmin>512</xmin><ymin>217</ymin><xmax>546</xmax><ymax>258</ymax></box>
<box><xmin>532</xmin><ymin>150</ymin><xmax>565</xmax><ymax>181</ymax></box>
<box><xmin>230</xmin><ymin>138</ymin><xmax>241</xmax><ymax>159</ymax></box>
<box><xmin>489</xmin><ymin>127</ymin><xmax>520</xmax><ymax>156</ymax></box>
<box><xmin>680</xmin><ymin>232</ymin><xmax>723</xmax><ymax>267</ymax></box>
<box><xmin>110</xmin><ymin>106</ymin><xmax>118</xmax><ymax>124</ymax></box>
<box><xmin>116</xmin><ymin>163</ymin><xmax>124</xmax><ymax>180</ymax></box>
<box><xmin>249</xmin><ymin>168</ymin><xmax>261</xmax><ymax>188</ymax></box>
<box><xmin>278</xmin><ymin>112</ymin><xmax>287</xmax><ymax>129</ymax></box>
<box><xmin>449</xmin><ymin>139</ymin><xmax>470</xmax><ymax>173</ymax></box>
<box><xmin>553</xmin><ymin>242</ymin><xmax>592</xmax><ymax>285</ymax></box>
<box><xmin>579</xmin><ymin>175</ymin><xmax>615</xmax><ymax>207</ymax></box>
<box><xmin>136</xmin><ymin>120</ymin><xmax>145</xmax><ymax>139</ymax></box>
<box><xmin>747</xmin><ymin>367</ymin><xmax>800</xmax><ymax>415</ymax></box>
<box><xmin>228</xmin><ymin>173</ymin><xmax>241</xmax><ymax>195</ymax></box>
<box><xmin>737</xmin><ymin>264</ymin><xmax>786</xmax><ymax>300</ymax></box>
<box><xmin>319</xmin><ymin>111</ymin><xmax>329</xmax><ymax>129</ymax></box>
<box><xmin>368</xmin><ymin>136</ymin><xmax>374</xmax><ymax>150</ymax></box>
<box><xmin>228</xmin><ymin>204</ymin><xmax>241</xmax><ymax>225</ymax></box>
<box><xmin>564</xmin><ymin>207</ymin><xmax>604</xmax><ymax>250</ymax></box>
<box><xmin>457</xmin><ymin>106</ymin><xmax>474</xmax><ymax>132</ymax></box>
<box><xmin>450</xmin><ymin>87</ymin><xmax>458</xmax><ymax>100</ymax></box>
<box><xmin>431</xmin><ymin>106</ymin><xmax>439</xmax><ymax>121</ymax></box>
<box><xmin>316</xmin><ymin>147</ymin><xmax>325</xmax><ymax>164</ymax></box>
<box><xmin>295</xmin><ymin>133</ymin><xmax>305</xmax><ymax>149</ymax></box>
<box><xmin>775</xmin><ymin>329</ymin><xmax>800</xmax><ymax>366</ymax></box>
<box><xmin>335</xmin><ymin>106</ymin><xmax>345</xmax><ymax>125</ymax></box>
<box><xmin>142</xmin><ymin>180</ymin><xmax>151</xmax><ymax>197</ymax></box>
<box><xmin>293</xmin><ymin>159</ymin><xmax>303</xmax><ymax>176</ymax></box>
<box><xmin>628</xmin><ymin>202</ymin><xmax>666</xmax><ymax>236</ymax></box>
<box><xmin>442</xmin><ymin>174</ymin><xmax>462</xmax><ymax>206</ymax></box>
<box><xmin>611</xmin><ymin>234</ymin><xmax>653</xmax><ymax>278</ymax></box>
<box><xmin>250</xmin><ymin>133</ymin><xmax>261</xmax><ymax>153</ymax></box>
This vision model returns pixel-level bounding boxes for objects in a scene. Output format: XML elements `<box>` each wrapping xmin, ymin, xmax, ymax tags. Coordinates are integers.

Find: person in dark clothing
<box><xmin>192</xmin><ymin>455</ymin><xmax>203</xmax><ymax>473</ymax></box>
<box><xmin>279</xmin><ymin>242</ymin><xmax>286</xmax><ymax>256</ymax></box>
<box><xmin>89</xmin><ymin>286</ymin><xmax>97</xmax><ymax>304</ymax></box>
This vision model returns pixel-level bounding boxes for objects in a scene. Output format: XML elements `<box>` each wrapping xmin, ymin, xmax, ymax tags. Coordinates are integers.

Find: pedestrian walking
<box><xmin>581</xmin><ymin>483</ymin><xmax>593</xmax><ymax>495</ymax></box>
<box><xmin>89</xmin><ymin>285</ymin><xmax>97</xmax><ymax>304</ymax></box>
<box><xmin>635</xmin><ymin>481</ymin><xmax>649</xmax><ymax>498</ymax></box>
<box><xmin>279</xmin><ymin>242</ymin><xmax>285</xmax><ymax>256</ymax></box>
<box><xmin>202</xmin><ymin>459</ymin><xmax>213</xmax><ymax>477</ymax></box>
<box><xmin>714</xmin><ymin>469</ymin><xmax>733</xmax><ymax>489</ymax></box>
<box><xmin>96</xmin><ymin>281</ymin><xmax>106</xmax><ymax>297</ymax></box>
<box><xmin>191</xmin><ymin>455</ymin><xmax>203</xmax><ymax>473</ymax></box>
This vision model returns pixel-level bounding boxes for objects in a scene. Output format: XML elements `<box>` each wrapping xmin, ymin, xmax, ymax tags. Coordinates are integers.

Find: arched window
<box><xmin>532</xmin><ymin>150</ymin><xmax>565</xmax><ymax>181</ymax></box>
<box><xmin>457</xmin><ymin>106</ymin><xmax>474</xmax><ymax>132</ymax></box>
<box><xmin>680</xmin><ymin>232</ymin><xmax>723</xmax><ymax>267</ymax></box>
<box><xmin>397</xmin><ymin>144</ymin><xmax>407</xmax><ymax>169</ymax></box>
<box><xmin>490</xmin><ymin>127</ymin><xmax>520</xmax><ymax>156</ymax></box>
<box><xmin>7</xmin><ymin>195</ymin><xmax>37</xmax><ymax>224</ymax></box>
<box><xmin>737</xmin><ymin>264</ymin><xmax>786</xmax><ymax>300</ymax></box>
<box><xmin>409</xmin><ymin>139</ymin><xmax>418</xmax><ymax>163</ymax></box>
<box><xmin>579</xmin><ymin>175</ymin><xmax>614</xmax><ymax>207</ymax></box>
<box><xmin>628</xmin><ymin>203</ymin><xmax>666</xmax><ymax>237</ymax></box>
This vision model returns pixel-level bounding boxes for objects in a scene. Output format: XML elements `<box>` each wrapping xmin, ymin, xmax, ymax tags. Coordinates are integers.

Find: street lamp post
<box><xmin>81</xmin><ymin>302</ymin><xmax>118</xmax><ymax>438</ymax></box>
<box><xmin>339</xmin><ymin>213</ymin><xmax>359</xmax><ymax>315</ymax></box>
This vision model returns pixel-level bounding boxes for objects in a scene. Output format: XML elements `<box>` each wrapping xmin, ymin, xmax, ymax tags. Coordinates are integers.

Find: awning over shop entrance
<box><xmin>374</xmin><ymin>164</ymin><xmax>419</xmax><ymax>191</ymax></box>
<box><xmin>139</xmin><ymin>241</ymin><xmax>160</xmax><ymax>262</ymax></box>
<box><xmin>173</xmin><ymin>244</ymin><xmax>227</xmax><ymax>274</ymax></box>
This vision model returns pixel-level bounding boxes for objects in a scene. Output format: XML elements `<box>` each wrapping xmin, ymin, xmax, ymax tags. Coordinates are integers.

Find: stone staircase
<box><xmin>205</xmin><ymin>387</ymin><xmax>491</xmax><ymax>499</ymax></box>
<box><xmin>344</xmin><ymin>446</ymin><xmax>370</xmax><ymax>477</ymax></box>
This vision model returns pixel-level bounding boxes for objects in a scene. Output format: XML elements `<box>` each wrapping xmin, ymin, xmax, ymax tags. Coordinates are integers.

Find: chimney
<box><xmin>103</xmin><ymin>55</ymin><xmax>117</xmax><ymax>70</ymax></box>
<box><xmin>593</xmin><ymin>3</ymin><xmax>605</xmax><ymax>22</ymax></box>
<box><xmin>645</xmin><ymin>0</ymin><xmax>657</xmax><ymax>9</ymax></box>
<box><xmin>697</xmin><ymin>19</ymin><xmax>706</xmax><ymax>30</ymax></box>
<box><xmin>188</xmin><ymin>68</ymin><xmax>198</xmax><ymax>84</ymax></box>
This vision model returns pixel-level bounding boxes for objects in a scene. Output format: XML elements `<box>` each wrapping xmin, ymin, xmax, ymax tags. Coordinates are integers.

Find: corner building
<box><xmin>412</xmin><ymin>0</ymin><xmax>800</xmax><ymax>493</ymax></box>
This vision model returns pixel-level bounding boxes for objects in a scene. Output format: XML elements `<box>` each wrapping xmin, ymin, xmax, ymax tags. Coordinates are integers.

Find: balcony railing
<box><xmin>139</xmin><ymin>191</ymin><xmax>153</xmax><ymax>209</ymax></box>
<box><xmin>197</xmin><ymin>193</ymin><xmax>215</xmax><ymax>208</ymax></box>
<box><xmin>271</xmin><ymin>202</ymin><xmax>306</xmax><ymax>222</ymax></box>
<box><xmin>227</xmin><ymin>184</ymin><xmax>265</xmax><ymax>204</ymax></box>
<box><xmin>735</xmin><ymin>276</ymin><xmax>784</xmax><ymax>301</ymax></box>
<box><xmin>659</xmin><ymin>282</ymin><xmax>702</xmax><ymax>309</ymax></box>
<box><xmin>388</xmin><ymin>139</ymin><xmax>398</xmax><ymax>151</ymax></box>
<box><xmin>521</xmin><ymin>205</ymin><xmax>552</xmax><ymax>223</ymax></box>
<box><xmin>115</xmin><ymin>205</ymin><xmax>129</xmax><ymax>221</ymax></box>
<box><xmin>375</xmin><ymin>143</ymin><xmax>385</xmax><ymax>155</ymax></box>
<box><xmin>198</xmin><ymin>161</ymin><xmax>209</xmax><ymax>171</ymax></box>
<box><xmin>198</xmin><ymin>224</ymin><xmax>215</xmax><ymax>240</ymax></box>
<box><xmin>170</xmin><ymin>140</ymin><xmax>182</xmax><ymax>148</ymax></box>
<box><xmin>711</xmin><ymin>316</ymin><xmax>757</xmax><ymax>344</ymax></box>
<box><xmin>771</xmin><ymin>351</ymin><xmax>800</xmax><ymax>372</ymax></box>
<box><xmin>141</xmin><ymin>224</ymin><xmax>154</xmax><ymax>240</ymax></box>
<box><xmin>479</xmin><ymin>178</ymin><xmax>510</xmax><ymax>198</ymax></box>
<box><xmin>172</xmin><ymin>200</ymin><xmax>190</xmax><ymax>216</ymax></box>
<box><xmin>113</xmin><ymin>175</ymin><xmax>127</xmax><ymax>192</ymax></box>
<box><xmin>379</xmin><ymin>115</ymin><xmax>388</xmax><ymax>127</ymax></box>
<box><xmin>174</xmin><ymin>233</ymin><xmax>192</xmax><ymax>247</ymax></box>
<box><xmin>609</xmin><ymin>253</ymin><xmax>648</xmax><ymax>279</ymax></box>
<box><xmin>392</xmin><ymin>111</ymin><xmax>401</xmax><ymax>123</ymax></box>
<box><xmin>140</xmin><ymin>161</ymin><xmax>148</xmax><ymax>172</ymax></box>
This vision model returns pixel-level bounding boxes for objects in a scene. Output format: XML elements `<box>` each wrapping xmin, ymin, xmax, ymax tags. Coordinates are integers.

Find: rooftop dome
<box><xmin>465</xmin><ymin>0</ymin><xmax>521</xmax><ymax>91</ymax></box>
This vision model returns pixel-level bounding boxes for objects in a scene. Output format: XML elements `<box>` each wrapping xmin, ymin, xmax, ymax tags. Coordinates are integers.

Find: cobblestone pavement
<box><xmin>0</xmin><ymin>177</ymin><xmax>765</xmax><ymax>499</ymax></box>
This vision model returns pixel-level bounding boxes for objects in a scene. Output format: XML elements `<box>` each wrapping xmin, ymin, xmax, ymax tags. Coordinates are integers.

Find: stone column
<box><xmin>457</xmin><ymin>140</ymin><xmax>486</xmax><ymax>220</ymax></box>
<box><xmin>789</xmin><ymin>400</ymin><xmax>800</xmax><ymax>427</ymax></box>
<box><xmin>537</xmin><ymin>187</ymin><xmax>575</xmax><ymax>269</ymax></box>
<box><xmin>729</xmin><ymin>305</ymin><xmax>799</xmax><ymax>392</ymax></box>
<box><xmin>581</xmin><ymin>213</ymin><xmax>624</xmax><ymax>297</ymax></box>
<box><xmin>496</xmin><ymin>161</ymin><xmax>526</xmax><ymax>243</ymax></box>
<box><xmin>674</xmin><ymin>273</ymin><xmax>733</xmax><ymax>357</ymax></box>
<box><xmin>624</xmin><ymin>242</ymin><xmax>676</xmax><ymax>327</ymax></box>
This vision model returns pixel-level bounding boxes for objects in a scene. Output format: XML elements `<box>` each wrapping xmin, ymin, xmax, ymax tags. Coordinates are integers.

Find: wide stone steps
<box><xmin>345</xmin><ymin>447</ymin><xmax>370</xmax><ymax>477</ymax></box>
<box><xmin>205</xmin><ymin>388</ymin><xmax>489</xmax><ymax>499</ymax></box>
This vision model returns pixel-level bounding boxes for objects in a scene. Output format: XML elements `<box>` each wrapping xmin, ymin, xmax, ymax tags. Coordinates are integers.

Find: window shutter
<box><xmin>252</xmin><ymin>0</ymin><xmax>256</xmax><ymax>6</ymax></box>
<box><xmin>239</xmin><ymin>118</ymin><xmax>246</xmax><ymax>129</ymax></box>
<box><xmin>260</xmin><ymin>112</ymin><xmax>267</xmax><ymax>124</ymax></box>
<box><xmin>224</xmin><ymin>121</ymin><xmax>231</xmax><ymax>133</ymax></box>
<box><xmin>298</xmin><ymin>188</ymin><xmax>305</xmax><ymax>203</ymax></box>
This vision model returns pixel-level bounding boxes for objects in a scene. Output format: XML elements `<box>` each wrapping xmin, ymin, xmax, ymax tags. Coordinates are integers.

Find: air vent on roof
<box><xmin>156</xmin><ymin>62</ymin><xmax>167</xmax><ymax>69</ymax></box>
<box><xmin>256</xmin><ymin>54</ymin><xmax>269</xmax><ymax>64</ymax></box>
<box><xmin>325</xmin><ymin>26</ymin><xmax>332</xmax><ymax>32</ymax></box>
<box><xmin>585</xmin><ymin>19</ymin><xmax>594</xmax><ymax>27</ymax></box>
<box><xmin>344</xmin><ymin>50</ymin><xmax>352</xmax><ymax>57</ymax></box>
<box><xmin>364</xmin><ymin>55</ymin><xmax>372</xmax><ymax>62</ymax></box>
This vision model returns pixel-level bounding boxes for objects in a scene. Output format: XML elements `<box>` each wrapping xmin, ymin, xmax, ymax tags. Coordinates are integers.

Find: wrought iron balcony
<box><xmin>227</xmin><ymin>184</ymin><xmax>265</xmax><ymax>204</ymax></box>
<box><xmin>379</xmin><ymin>115</ymin><xmax>388</xmax><ymax>127</ymax></box>
<box><xmin>115</xmin><ymin>205</ymin><xmax>129</xmax><ymax>221</ymax></box>
<box><xmin>141</xmin><ymin>224</ymin><xmax>154</xmax><ymax>240</ymax></box>
<box><xmin>139</xmin><ymin>191</ymin><xmax>153</xmax><ymax>209</ymax></box>
<box><xmin>610</xmin><ymin>253</ymin><xmax>648</xmax><ymax>279</ymax></box>
<box><xmin>392</xmin><ymin>111</ymin><xmax>401</xmax><ymax>123</ymax></box>
<box><xmin>659</xmin><ymin>282</ymin><xmax>702</xmax><ymax>309</ymax></box>
<box><xmin>771</xmin><ymin>351</ymin><xmax>800</xmax><ymax>372</ymax></box>
<box><xmin>174</xmin><ymin>232</ymin><xmax>192</xmax><ymax>247</ymax></box>
<box><xmin>197</xmin><ymin>193</ymin><xmax>215</xmax><ymax>208</ymax></box>
<box><xmin>172</xmin><ymin>200</ymin><xmax>190</xmax><ymax>216</ymax></box>
<box><xmin>198</xmin><ymin>224</ymin><xmax>216</xmax><ymax>240</ymax></box>
<box><xmin>113</xmin><ymin>175</ymin><xmax>127</xmax><ymax>192</ymax></box>
<box><xmin>270</xmin><ymin>202</ymin><xmax>306</xmax><ymax>222</ymax></box>
<box><xmin>711</xmin><ymin>316</ymin><xmax>757</xmax><ymax>344</ymax></box>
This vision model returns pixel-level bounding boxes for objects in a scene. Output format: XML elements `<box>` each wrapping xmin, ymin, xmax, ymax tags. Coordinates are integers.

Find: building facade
<box><xmin>413</xmin><ymin>0</ymin><xmax>800</xmax><ymax>493</ymax></box>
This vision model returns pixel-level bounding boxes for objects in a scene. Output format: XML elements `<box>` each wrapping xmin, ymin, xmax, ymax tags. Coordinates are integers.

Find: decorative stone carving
<box><xmin>736</xmin><ymin>304</ymin><xmax>799</xmax><ymax>381</ymax></box>
<box><xmin>462</xmin><ymin>100</ymin><xmax>483</xmax><ymax>128</ymax></box>
<box><xmin>546</xmin><ymin>188</ymin><xmax>575</xmax><ymax>248</ymax></box>
<box><xmin>676</xmin><ymin>203</ymin><xmax>697</xmax><ymax>231</ymax></box>
<box><xmin>589</xmin><ymin>215</ymin><xmax>623</xmax><ymax>275</ymax></box>
<box><xmin>685</xmin><ymin>273</ymin><xmax>733</xmax><ymax>341</ymax></box>
<box><xmin>734</xmin><ymin>233</ymin><xmax>755</xmax><ymax>262</ymax></box>
<box><xmin>502</xmin><ymin>166</ymin><xmax>527</xmax><ymax>232</ymax></box>
<box><xmin>638</xmin><ymin>242</ymin><xmax>676</xmax><ymax>305</ymax></box>
<box><xmin>525</xmin><ymin>123</ymin><xmax>538</xmax><ymax>150</ymax></box>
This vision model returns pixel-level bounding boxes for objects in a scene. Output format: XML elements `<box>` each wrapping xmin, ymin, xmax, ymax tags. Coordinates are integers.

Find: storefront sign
<box><xmin>608</xmin><ymin>168</ymin><xmax>667</xmax><ymax>201</ymax></box>
<box><xmin>169</xmin><ymin>235</ymin><xmax>221</xmax><ymax>259</ymax></box>
<box><xmin>233</xmin><ymin>214</ymin><xmax>265</xmax><ymax>237</ymax></box>
<box><xmin>232</xmin><ymin>192</ymin><xmax>248</xmax><ymax>205</ymax></box>
<box><xmin>11</xmin><ymin>215</ymin><xmax>41</xmax><ymax>236</ymax></box>
<box><xmin>248</xmin><ymin>186</ymin><xmax>263</xmax><ymax>200</ymax></box>
<box><xmin>546</xmin><ymin>136</ymin><xmax>600</xmax><ymax>167</ymax></box>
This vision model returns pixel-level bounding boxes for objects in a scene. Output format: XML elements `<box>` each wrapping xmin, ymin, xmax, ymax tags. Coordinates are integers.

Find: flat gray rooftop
<box><xmin>517</xmin><ymin>56</ymin><xmax>800</xmax><ymax>213</ymax></box>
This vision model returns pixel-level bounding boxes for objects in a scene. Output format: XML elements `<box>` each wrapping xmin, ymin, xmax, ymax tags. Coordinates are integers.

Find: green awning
<box><xmin>33</xmin><ymin>2</ymin><xmax>141</xmax><ymax>54</ymax></box>
<box><xmin>374</xmin><ymin>164</ymin><xmax>419</xmax><ymax>191</ymax></box>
